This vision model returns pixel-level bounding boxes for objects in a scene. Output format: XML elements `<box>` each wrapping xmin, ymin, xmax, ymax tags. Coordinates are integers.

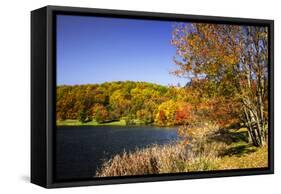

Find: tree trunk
<box><xmin>243</xmin><ymin>106</ymin><xmax>259</xmax><ymax>146</ymax></box>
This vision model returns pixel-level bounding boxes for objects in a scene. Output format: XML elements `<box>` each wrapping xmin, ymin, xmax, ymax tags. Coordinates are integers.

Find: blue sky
<box><xmin>56</xmin><ymin>15</ymin><xmax>187</xmax><ymax>86</ymax></box>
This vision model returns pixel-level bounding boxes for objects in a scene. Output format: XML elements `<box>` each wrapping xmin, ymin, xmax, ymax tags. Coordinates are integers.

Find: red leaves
<box><xmin>158</xmin><ymin>110</ymin><xmax>166</xmax><ymax>122</ymax></box>
<box><xmin>175</xmin><ymin>103</ymin><xmax>192</xmax><ymax>125</ymax></box>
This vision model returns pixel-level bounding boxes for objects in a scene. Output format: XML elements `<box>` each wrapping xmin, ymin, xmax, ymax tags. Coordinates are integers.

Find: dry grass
<box><xmin>96</xmin><ymin>142</ymin><xmax>187</xmax><ymax>176</ymax></box>
<box><xmin>216</xmin><ymin>145</ymin><xmax>268</xmax><ymax>169</ymax></box>
<box><xmin>96</xmin><ymin>141</ymin><xmax>225</xmax><ymax>177</ymax></box>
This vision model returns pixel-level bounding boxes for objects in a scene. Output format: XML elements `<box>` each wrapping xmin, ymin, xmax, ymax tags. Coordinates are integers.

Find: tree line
<box><xmin>57</xmin><ymin>79</ymin><xmax>244</xmax><ymax>129</ymax></box>
<box><xmin>57</xmin><ymin>81</ymin><xmax>193</xmax><ymax>126</ymax></box>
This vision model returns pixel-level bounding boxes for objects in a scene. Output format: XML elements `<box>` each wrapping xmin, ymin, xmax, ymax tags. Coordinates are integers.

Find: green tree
<box><xmin>78</xmin><ymin>108</ymin><xmax>88</xmax><ymax>123</ymax></box>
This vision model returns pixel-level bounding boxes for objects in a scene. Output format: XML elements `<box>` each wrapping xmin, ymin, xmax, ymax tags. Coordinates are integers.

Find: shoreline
<box><xmin>57</xmin><ymin>119</ymin><xmax>127</xmax><ymax>126</ymax></box>
<box><xmin>56</xmin><ymin>119</ymin><xmax>181</xmax><ymax>128</ymax></box>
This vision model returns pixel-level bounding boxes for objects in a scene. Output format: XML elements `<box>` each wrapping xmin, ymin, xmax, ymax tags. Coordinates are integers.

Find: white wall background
<box><xmin>0</xmin><ymin>0</ymin><xmax>279</xmax><ymax>193</ymax></box>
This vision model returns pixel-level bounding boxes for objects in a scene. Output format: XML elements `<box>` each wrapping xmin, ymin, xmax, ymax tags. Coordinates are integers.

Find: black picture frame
<box><xmin>31</xmin><ymin>5</ymin><xmax>274</xmax><ymax>188</ymax></box>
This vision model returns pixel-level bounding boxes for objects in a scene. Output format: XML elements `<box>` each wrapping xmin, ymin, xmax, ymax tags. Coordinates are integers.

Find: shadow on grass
<box><xmin>209</xmin><ymin>128</ymin><xmax>258</xmax><ymax>157</ymax></box>
<box><xmin>210</xmin><ymin>128</ymin><xmax>249</xmax><ymax>145</ymax></box>
<box><xmin>220</xmin><ymin>144</ymin><xmax>257</xmax><ymax>157</ymax></box>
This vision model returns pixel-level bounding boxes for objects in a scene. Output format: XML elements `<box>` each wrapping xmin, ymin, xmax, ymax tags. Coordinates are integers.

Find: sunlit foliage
<box><xmin>57</xmin><ymin>81</ymin><xmax>193</xmax><ymax>126</ymax></box>
<box><xmin>172</xmin><ymin>23</ymin><xmax>268</xmax><ymax>146</ymax></box>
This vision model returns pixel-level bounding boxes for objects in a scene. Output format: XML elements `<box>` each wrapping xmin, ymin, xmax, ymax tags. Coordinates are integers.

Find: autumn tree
<box><xmin>92</xmin><ymin>104</ymin><xmax>109</xmax><ymax>123</ymax></box>
<box><xmin>136</xmin><ymin>109</ymin><xmax>153</xmax><ymax>124</ymax></box>
<box><xmin>155</xmin><ymin>100</ymin><xmax>192</xmax><ymax>126</ymax></box>
<box><xmin>172</xmin><ymin>23</ymin><xmax>268</xmax><ymax>146</ymax></box>
<box><xmin>109</xmin><ymin>89</ymin><xmax>131</xmax><ymax>119</ymax></box>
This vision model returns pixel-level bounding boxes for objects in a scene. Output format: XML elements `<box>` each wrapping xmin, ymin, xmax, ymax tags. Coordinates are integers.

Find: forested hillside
<box><xmin>57</xmin><ymin>79</ymin><xmax>243</xmax><ymax>128</ymax></box>
<box><xmin>57</xmin><ymin>81</ymin><xmax>189</xmax><ymax>126</ymax></box>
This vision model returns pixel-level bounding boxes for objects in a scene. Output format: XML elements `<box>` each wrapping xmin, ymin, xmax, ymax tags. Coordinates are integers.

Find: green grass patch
<box><xmin>57</xmin><ymin>119</ymin><xmax>127</xmax><ymax>126</ymax></box>
<box><xmin>215</xmin><ymin>127</ymin><xmax>258</xmax><ymax>157</ymax></box>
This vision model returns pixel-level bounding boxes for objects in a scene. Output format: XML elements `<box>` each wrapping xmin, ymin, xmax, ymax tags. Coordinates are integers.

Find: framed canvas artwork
<box><xmin>31</xmin><ymin>5</ymin><xmax>274</xmax><ymax>188</ymax></box>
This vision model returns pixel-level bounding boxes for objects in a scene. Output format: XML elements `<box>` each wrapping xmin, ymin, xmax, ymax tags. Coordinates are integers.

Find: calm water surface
<box><xmin>56</xmin><ymin>125</ymin><xmax>179</xmax><ymax>180</ymax></box>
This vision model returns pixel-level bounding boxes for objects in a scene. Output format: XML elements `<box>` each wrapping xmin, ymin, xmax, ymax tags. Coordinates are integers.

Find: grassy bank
<box><xmin>96</xmin><ymin>127</ymin><xmax>268</xmax><ymax>177</ymax></box>
<box><xmin>57</xmin><ymin>119</ymin><xmax>128</xmax><ymax>126</ymax></box>
<box><xmin>57</xmin><ymin>118</ymin><xmax>153</xmax><ymax>126</ymax></box>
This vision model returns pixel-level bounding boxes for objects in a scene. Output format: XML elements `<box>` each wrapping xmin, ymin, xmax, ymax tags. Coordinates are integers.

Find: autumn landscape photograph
<box><xmin>55</xmin><ymin>15</ymin><xmax>269</xmax><ymax>180</ymax></box>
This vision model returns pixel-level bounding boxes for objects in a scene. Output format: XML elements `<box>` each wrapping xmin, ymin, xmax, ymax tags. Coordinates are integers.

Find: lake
<box><xmin>56</xmin><ymin>125</ymin><xmax>179</xmax><ymax>180</ymax></box>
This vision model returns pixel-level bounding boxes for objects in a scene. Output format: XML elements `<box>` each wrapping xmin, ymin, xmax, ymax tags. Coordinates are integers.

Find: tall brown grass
<box><xmin>96</xmin><ymin>140</ymin><xmax>226</xmax><ymax>177</ymax></box>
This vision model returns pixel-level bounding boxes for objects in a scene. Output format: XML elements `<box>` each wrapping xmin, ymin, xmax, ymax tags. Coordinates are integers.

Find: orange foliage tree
<box><xmin>172</xmin><ymin>23</ymin><xmax>268</xmax><ymax>146</ymax></box>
